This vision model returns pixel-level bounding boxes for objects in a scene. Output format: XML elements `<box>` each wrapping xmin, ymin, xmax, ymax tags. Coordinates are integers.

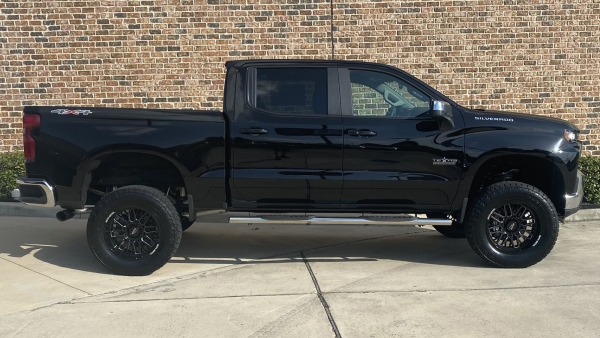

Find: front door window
<box><xmin>349</xmin><ymin>69</ymin><xmax>431</xmax><ymax>119</ymax></box>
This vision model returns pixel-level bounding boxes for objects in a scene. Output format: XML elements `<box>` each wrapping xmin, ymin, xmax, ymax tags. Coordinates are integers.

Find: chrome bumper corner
<box><xmin>15</xmin><ymin>178</ymin><xmax>56</xmax><ymax>208</ymax></box>
<box><xmin>565</xmin><ymin>170</ymin><xmax>583</xmax><ymax>214</ymax></box>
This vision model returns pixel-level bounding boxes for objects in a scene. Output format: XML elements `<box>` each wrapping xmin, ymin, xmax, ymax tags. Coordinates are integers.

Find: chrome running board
<box><xmin>229</xmin><ymin>215</ymin><xmax>452</xmax><ymax>226</ymax></box>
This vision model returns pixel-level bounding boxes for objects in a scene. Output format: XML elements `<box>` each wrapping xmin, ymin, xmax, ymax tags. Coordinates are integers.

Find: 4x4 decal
<box><xmin>51</xmin><ymin>109</ymin><xmax>93</xmax><ymax>116</ymax></box>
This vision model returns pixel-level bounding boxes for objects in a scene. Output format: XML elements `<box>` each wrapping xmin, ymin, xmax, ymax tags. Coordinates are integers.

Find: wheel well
<box><xmin>468</xmin><ymin>155</ymin><xmax>565</xmax><ymax>216</ymax></box>
<box><xmin>85</xmin><ymin>152</ymin><xmax>186</xmax><ymax>205</ymax></box>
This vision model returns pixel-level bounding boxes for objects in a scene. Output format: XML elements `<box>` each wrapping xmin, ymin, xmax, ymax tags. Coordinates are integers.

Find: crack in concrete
<box><xmin>67</xmin><ymin>292</ymin><xmax>314</xmax><ymax>304</ymax></box>
<box><xmin>326</xmin><ymin>282</ymin><xmax>600</xmax><ymax>295</ymax></box>
<box><xmin>0</xmin><ymin>256</ymin><xmax>91</xmax><ymax>296</ymax></box>
<box><xmin>40</xmin><ymin>282</ymin><xmax>600</xmax><ymax>307</ymax></box>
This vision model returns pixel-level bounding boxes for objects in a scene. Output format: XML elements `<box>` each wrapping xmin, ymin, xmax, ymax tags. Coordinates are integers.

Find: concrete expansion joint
<box><xmin>301</xmin><ymin>250</ymin><xmax>342</xmax><ymax>338</ymax></box>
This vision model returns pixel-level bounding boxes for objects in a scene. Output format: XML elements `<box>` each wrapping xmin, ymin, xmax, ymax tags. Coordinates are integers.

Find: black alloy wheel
<box><xmin>87</xmin><ymin>185</ymin><xmax>182</xmax><ymax>276</ymax></box>
<box><xmin>465</xmin><ymin>181</ymin><xmax>559</xmax><ymax>268</ymax></box>
<box><xmin>105</xmin><ymin>208</ymin><xmax>161</xmax><ymax>259</ymax></box>
<box><xmin>486</xmin><ymin>203</ymin><xmax>540</xmax><ymax>253</ymax></box>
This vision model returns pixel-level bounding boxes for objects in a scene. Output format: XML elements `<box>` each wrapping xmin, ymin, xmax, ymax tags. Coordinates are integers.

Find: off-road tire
<box><xmin>87</xmin><ymin>185</ymin><xmax>182</xmax><ymax>276</ymax></box>
<box><xmin>465</xmin><ymin>181</ymin><xmax>559</xmax><ymax>268</ymax></box>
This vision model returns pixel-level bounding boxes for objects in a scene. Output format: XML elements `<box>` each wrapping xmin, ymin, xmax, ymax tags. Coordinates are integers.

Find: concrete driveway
<box><xmin>0</xmin><ymin>216</ymin><xmax>599</xmax><ymax>337</ymax></box>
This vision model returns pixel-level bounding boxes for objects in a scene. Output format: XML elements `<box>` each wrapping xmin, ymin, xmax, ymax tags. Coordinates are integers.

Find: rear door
<box><xmin>339</xmin><ymin>66</ymin><xmax>464</xmax><ymax>212</ymax></box>
<box><xmin>230</xmin><ymin>64</ymin><xmax>344</xmax><ymax>210</ymax></box>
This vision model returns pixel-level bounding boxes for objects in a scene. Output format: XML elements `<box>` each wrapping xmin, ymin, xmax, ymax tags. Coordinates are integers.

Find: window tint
<box><xmin>349</xmin><ymin>69</ymin><xmax>430</xmax><ymax>119</ymax></box>
<box><xmin>252</xmin><ymin>68</ymin><xmax>328</xmax><ymax>115</ymax></box>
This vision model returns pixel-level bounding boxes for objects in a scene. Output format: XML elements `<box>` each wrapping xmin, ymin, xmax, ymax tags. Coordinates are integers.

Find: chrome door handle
<box><xmin>348</xmin><ymin>129</ymin><xmax>377</xmax><ymax>137</ymax></box>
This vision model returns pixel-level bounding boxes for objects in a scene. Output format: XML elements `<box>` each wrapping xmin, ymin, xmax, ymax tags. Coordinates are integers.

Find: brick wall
<box><xmin>1</xmin><ymin>0</ymin><xmax>598</xmax><ymax>154</ymax></box>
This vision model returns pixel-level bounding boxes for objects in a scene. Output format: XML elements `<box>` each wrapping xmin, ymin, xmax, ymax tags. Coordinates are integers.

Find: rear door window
<box><xmin>249</xmin><ymin>68</ymin><xmax>328</xmax><ymax>115</ymax></box>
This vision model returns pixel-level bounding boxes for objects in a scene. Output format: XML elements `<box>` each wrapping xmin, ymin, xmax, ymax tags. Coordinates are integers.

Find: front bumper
<box><xmin>564</xmin><ymin>170</ymin><xmax>584</xmax><ymax>218</ymax></box>
<box><xmin>15</xmin><ymin>178</ymin><xmax>56</xmax><ymax>207</ymax></box>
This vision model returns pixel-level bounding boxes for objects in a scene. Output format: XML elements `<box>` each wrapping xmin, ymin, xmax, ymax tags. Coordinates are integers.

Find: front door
<box><xmin>339</xmin><ymin>67</ymin><xmax>464</xmax><ymax>212</ymax></box>
<box><xmin>231</xmin><ymin>65</ymin><xmax>344</xmax><ymax>210</ymax></box>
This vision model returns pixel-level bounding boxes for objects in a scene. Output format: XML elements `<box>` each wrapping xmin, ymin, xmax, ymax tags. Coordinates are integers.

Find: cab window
<box><xmin>349</xmin><ymin>69</ymin><xmax>430</xmax><ymax>119</ymax></box>
<box><xmin>249</xmin><ymin>68</ymin><xmax>328</xmax><ymax>115</ymax></box>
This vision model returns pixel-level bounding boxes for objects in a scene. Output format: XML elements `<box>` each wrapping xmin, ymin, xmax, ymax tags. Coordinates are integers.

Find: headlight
<box><xmin>564</xmin><ymin>130</ymin><xmax>578</xmax><ymax>143</ymax></box>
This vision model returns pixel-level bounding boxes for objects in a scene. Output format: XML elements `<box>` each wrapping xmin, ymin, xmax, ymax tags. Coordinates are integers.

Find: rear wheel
<box><xmin>87</xmin><ymin>185</ymin><xmax>182</xmax><ymax>276</ymax></box>
<box><xmin>465</xmin><ymin>181</ymin><xmax>559</xmax><ymax>268</ymax></box>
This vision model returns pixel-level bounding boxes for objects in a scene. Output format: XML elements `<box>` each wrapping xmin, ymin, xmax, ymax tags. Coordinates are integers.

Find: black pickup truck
<box><xmin>16</xmin><ymin>59</ymin><xmax>583</xmax><ymax>275</ymax></box>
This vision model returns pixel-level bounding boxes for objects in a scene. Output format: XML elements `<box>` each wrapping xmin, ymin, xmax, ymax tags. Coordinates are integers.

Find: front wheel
<box><xmin>87</xmin><ymin>185</ymin><xmax>182</xmax><ymax>276</ymax></box>
<box><xmin>465</xmin><ymin>181</ymin><xmax>559</xmax><ymax>268</ymax></box>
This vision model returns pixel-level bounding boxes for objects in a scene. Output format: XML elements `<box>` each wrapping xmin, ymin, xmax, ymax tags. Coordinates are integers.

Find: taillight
<box><xmin>23</xmin><ymin>114</ymin><xmax>40</xmax><ymax>162</ymax></box>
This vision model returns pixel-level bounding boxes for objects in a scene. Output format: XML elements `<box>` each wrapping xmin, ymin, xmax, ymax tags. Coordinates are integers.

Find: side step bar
<box><xmin>229</xmin><ymin>216</ymin><xmax>452</xmax><ymax>226</ymax></box>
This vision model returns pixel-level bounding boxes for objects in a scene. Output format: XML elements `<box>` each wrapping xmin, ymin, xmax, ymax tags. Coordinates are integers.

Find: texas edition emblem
<box><xmin>51</xmin><ymin>109</ymin><xmax>93</xmax><ymax>116</ymax></box>
<box><xmin>433</xmin><ymin>158</ymin><xmax>458</xmax><ymax>165</ymax></box>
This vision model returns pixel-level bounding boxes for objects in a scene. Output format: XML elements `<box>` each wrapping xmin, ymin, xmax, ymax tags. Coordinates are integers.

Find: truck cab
<box><xmin>225</xmin><ymin>60</ymin><xmax>463</xmax><ymax>214</ymax></box>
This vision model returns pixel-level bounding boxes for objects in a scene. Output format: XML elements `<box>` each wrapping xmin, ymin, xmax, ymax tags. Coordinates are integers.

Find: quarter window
<box><xmin>251</xmin><ymin>68</ymin><xmax>328</xmax><ymax>115</ymax></box>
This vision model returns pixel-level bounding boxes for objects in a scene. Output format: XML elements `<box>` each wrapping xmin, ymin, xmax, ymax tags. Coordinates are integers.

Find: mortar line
<box><xmin>329</xmin><ymin>0</ymin><xmax>335</xmax><ymax>59</ymax></box>
<box><xmin>301</xmin><ymin>250</ymin><xmax>342</xmax><ymax>338</ymax></box>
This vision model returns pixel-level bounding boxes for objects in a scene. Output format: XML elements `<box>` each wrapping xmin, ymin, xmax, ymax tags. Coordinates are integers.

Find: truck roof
<box><xmin>225</xmin><ymin>59</ymin><xmax>393</xmax><ymax>69</ymax></box>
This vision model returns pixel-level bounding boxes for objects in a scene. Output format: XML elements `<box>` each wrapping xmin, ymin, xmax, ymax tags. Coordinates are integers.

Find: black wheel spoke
<box><xmin>126</xmin><ymin>209</ymin><xmax>134</xmax><ymax>223</ymax></box>
<box><xmin>145</xmin><ymin>225</ymin><xmax>158</xmax><ymax>234</ymax></box>
<box><xmin>138</xmin><ymin>211</ymin><xmax>151</xmax><ymax>225</ymax></box>
<box><xmin>514</xmin><ymin>205</ymin><xmax>526</xmax><ymax>218</ymax></box>
<box><xmin>113</xmin><ymin>215</ymin><xmax>127</xmax><ymax>228</ymax></box>
<box><xmin>141</xmin><ymin>235</ymin><xmax>156</xmax><ymax>248</ymax></box>
<box><xmin>133</xmin><ymin>240</ymin><xmax>141</xmax><ymax>255</ymax></box>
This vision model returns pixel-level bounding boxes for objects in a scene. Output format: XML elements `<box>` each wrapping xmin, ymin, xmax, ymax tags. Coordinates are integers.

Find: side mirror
<box><xmin>431</xmin><ymin>100</ymin><xmax>454</xmax><ymax>130</ymax></box>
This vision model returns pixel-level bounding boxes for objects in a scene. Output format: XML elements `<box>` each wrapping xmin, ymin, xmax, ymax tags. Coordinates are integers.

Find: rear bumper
<box><xmin>15</xmin><ymin>178</ymin><xmax>56</xmax><ymax>207</ymax></box>
<box><xmin>564</xmin><ymin>170</ymin><xmax>584</xmax><ymax>218</ymax></box>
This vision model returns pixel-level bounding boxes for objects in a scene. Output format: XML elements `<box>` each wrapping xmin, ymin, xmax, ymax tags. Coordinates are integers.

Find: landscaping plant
<box><xmin>0</xmin><ymin>152</ymin><xmax>25</xmax><ymax>199</ymax></box>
